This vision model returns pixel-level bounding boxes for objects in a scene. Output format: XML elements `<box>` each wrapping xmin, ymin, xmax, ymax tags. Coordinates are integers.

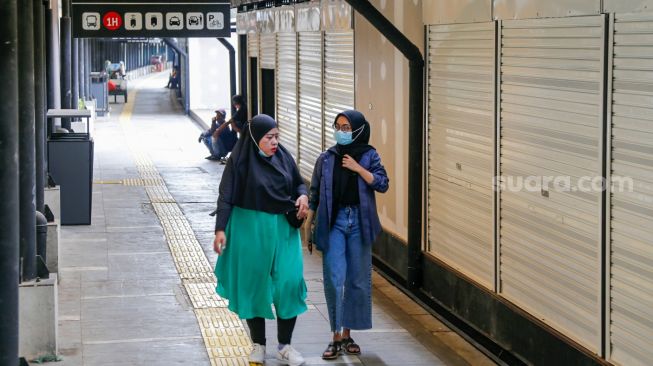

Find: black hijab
<box><xmin>332</xmin><ymin>110</ymin><xmax>374</xmax><ymax>219</ymax></box>
<box><xmin>229</xmin><ymin>114</ymin><xmax>302</xmax><ymax>214</ymax></box>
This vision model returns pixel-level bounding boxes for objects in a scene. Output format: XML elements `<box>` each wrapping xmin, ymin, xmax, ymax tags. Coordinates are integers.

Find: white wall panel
<box><xmin>260</xmin><ymin>33</ymin><xmax>276</xmax><ymax>69</ymax></box>
<box><xmin>609</xmin><ymin>12</ymin><xmax>653</xmax><ymax>366</ymax></box>
<box><xmin>276</xmin><ymin>32</ymin><xmax>299</xmax><ymax>160</ymax></box>
<box><xmin>498</xmin><ymin>15</ymin><xmax>604</xmax><ymax>353</ymax></box>
<box><xmin>427</xmin><ymin>22</ymin><xmax>495</xmax><ymax>289</ymax></box>
<box><xmin>248</xmin><ymin>32</ymin><xmax>259</xmax><ymax>58</ymax></box>
<box><xmin>323</xmin><ymin>31</ymin><xmax>354</xmax><ymax>148</ymax></box>
<box><xmin>298</xmin><ymin>31</ymin><xmax>323</xmax><ymax>180</ymax></box>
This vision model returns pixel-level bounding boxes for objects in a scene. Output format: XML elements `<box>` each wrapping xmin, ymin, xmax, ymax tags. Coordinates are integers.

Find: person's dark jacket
<box><xmin>309</xmin><ymin>147</ymin><xmax>389</xmax><ymax>252</ymax></box>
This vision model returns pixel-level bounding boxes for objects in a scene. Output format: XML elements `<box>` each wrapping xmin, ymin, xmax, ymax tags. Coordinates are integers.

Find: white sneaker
<box><xmin>276</xmin><ymin>345</ymin><xmax>305</xmax><ymax>366</ymax></box>
<box><xmin>249</xmin><ymin>343</ymin><xmax>266</xmax><ymax>365</ymax></box>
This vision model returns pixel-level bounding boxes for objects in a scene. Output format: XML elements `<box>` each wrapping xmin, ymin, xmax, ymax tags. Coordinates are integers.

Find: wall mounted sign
<box><xmin>72</xmin><ymin>0</ymin><xmax>231</xmax><ymax>38</ymax></box>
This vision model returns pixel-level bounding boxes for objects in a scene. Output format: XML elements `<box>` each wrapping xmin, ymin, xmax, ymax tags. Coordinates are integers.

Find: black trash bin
<box><xmin>46</xmin><ymin>109</ymin><xmax>94</xmax><ymax>225</ymax></box>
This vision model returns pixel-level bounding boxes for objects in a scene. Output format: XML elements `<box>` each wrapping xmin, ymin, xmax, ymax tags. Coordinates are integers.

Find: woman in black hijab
<box><xmin>213</xmin><ymin>114</ymin><xmax>309</xmax><ymax>366</ymax></box>
<box><xmin>305</xmin><ymin>110</ymin><xmax>389</xmax><ymax>360</ymax></box>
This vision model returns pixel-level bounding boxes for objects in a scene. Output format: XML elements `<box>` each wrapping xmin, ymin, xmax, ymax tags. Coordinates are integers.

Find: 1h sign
<box><xmin>103</xmin><ymin>11</ymin><xmax>122</xmax><ymax>30</ymax></box>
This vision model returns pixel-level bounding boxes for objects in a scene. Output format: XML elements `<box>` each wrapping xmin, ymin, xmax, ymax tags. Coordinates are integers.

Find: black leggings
<box><xmin>246</xmin><ymin>317</ymin><xmax>297</xmax><ymax>346</ymax></box>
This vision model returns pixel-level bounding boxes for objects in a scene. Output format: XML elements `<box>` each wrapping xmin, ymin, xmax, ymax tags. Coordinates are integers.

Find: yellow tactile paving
<box><xmin>118</xmin><ymin>90</ymin><xmax>251</xmax><ymax>365</ymax></box>
<box><xmin>184</xmin><ymin>281</ymin><xmax>229</xmax><ymax>309</ymax></box>
<box><xmin>121</xmin><ymin>178</ymin><xmax>165</xmax><ymax>186</ymax></box>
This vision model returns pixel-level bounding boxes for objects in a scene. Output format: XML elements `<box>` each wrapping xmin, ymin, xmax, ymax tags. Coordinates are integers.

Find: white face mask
<box><xmin>334</xmin><ymin>125</ymin><xmax>364</xmax><ymax>145</ymax></box>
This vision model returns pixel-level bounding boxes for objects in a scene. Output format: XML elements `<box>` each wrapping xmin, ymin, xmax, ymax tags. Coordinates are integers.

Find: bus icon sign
<box><xmin>82</xmin><ymin>12</ymin><xmax>101</xmax><ymax>30</ymax></box>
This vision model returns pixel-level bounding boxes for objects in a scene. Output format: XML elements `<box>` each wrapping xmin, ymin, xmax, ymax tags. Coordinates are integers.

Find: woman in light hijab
<box><xmin>213</xmin><ymin>114</ymin><xmax>308</xmax><ymax>366</ymax></box>
<box><xmin>304</xmin><ymin>110</ymin><xmax>389</xmax><ymax>360</ymax></box>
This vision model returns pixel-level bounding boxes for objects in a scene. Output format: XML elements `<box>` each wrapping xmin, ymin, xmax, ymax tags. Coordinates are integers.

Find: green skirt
<box><xmin>215</xmin><ymin>206</ymin><xmax>307</xmax><ymax>320</ymax></box>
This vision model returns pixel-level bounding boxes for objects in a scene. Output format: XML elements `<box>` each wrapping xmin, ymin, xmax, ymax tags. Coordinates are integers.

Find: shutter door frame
<box><xmin>426</xmin><ymin>22</ymin><xmax>497</xmax><ymax>290</ymax></box>
<box><xmin>608</xmin><ymin>12</ymin><xmax>653</xmax><ymax>366</ymax></box>
<box><xmin>298</xmin><ymin>31</ymin><xmax>324</xmax><ymax>180</ymax></box>
<box><xmin>498</xmin><ymin>15</ymin><xmax>606</xmax><ymax>353</ymax></box>
<box><xmin>323</xmin><ymin>30</ymin><xmax>355</xmax><ymax>148</ymax></box>
<box><xmin>276</xmin><ymin>32</ymin><xmax>299</xmax><ymax>160</ymax></box>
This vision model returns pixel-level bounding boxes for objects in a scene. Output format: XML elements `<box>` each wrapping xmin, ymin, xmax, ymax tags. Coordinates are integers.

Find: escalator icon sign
<box><xmin>145</xmin><ymin>12</ymin><xmax>163</xmax><ymax>30</ymax></box>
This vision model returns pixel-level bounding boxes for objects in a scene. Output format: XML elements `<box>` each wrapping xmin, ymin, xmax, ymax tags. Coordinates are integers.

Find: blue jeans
<box><xmin>203</xmin><ymin>135</ymin><xmax>227</xmax><ymax>158</ymax></box>
<box><xmin>323</xmin><ymin>206</ymin><xmax>372</xmax><ymax>332</ymax></box>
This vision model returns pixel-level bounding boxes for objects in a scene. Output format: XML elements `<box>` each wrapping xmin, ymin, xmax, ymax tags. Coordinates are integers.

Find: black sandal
<box><xmin>341</xmin><ymin>337</ymin><xmax>361</xmax><ymax>355</ymax></box>
<box><xmin>321</xmin><ymin>341</ymin><xmax>341</xmax><ymax>360</ymax></box>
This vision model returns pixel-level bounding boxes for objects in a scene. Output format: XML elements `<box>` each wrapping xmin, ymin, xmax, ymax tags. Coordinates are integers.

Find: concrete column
<box><xmin>19</xmin><ymin>0</ymin><xmax>37</xmax><ymax>282</ymax></box>
<box><xmin>0</xmin><ymin>0</ymin><xmax>20</xmax><ymax>362</ymax></box>
<box><xmin>34</xmin><ymin>0</ymin><xmax>47</xmax><ymax>213</ymax></box>
<box><xmin>60</xmin><ymin>0</ymin><xmax>72</xmax><ymax>127</ymax></box>
<box><xmin>72</xmin><ymin>38</ymin><xmax>79</xmax><ymax>108</ymax></box>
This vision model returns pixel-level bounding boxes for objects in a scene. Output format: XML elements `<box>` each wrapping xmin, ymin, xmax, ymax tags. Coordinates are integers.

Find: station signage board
<box><xmin>72</xmin><ymin>0</ymin><xmax>231</xmax><ymax>38</ymax></box>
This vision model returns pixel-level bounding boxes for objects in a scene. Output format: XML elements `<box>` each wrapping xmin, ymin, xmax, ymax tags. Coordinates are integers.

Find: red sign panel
<box><xmin>103</xmin><ymin>11</ymin><xmax>122</xmax><ymax>30</ymax></box>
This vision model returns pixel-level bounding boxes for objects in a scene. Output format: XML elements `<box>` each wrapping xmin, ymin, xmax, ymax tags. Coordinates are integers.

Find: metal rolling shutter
<box><xmin>277</xmin><ymin>32</ymin><xmax>299</xmax><ymax>160</ymax></box>
<box><xmin>323</xmin><ymin>31</ymin><xmax>354</xmax><ymax>147</ymax></box>
<box><xmin>260</xmin><ymin>33</ymin><xmax>276</xmax><ymax>69</ymax></box>
<box><xmin>609</xmin><ymin>13</ymin><xmax>653</xmax><ymax>366</ymax></box>
<box><xmin>498</xmin><ymin>16</ymin><xmax>604</xmax><ymax>353</ymax></box>
<box><xmin>426</xmin><ymin>22</ymin><xmax>495</xmax><ymax>289</ymax></box>
<box><xmin>298</xmin><ymin>32</ymin><xmax>323</xmax><ymax>180</ymax></box>
<box><xmin>248</xmin><ymin>33</ymin><xmax>259</xmax><ymax>58</ymax></box>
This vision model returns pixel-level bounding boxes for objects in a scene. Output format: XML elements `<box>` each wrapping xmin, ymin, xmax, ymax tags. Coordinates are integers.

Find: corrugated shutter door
<box><xmin>260</xmin><ymin>33</ymin><xmax>276</xmax><ymax>69</ymax></box>
<box><xmin>298</xmin><ymin>32</ymin><xmax>323</xmax><ymax>180</ymax></box>
<box><xmin>277</xmin><ymin>32</ymin><xmax>299</xmax><ymax>160</ymax></box>
<box><xmin>426</xmin><ymin>22</ymin><xmax>495</xmax><ymax>289</ymax></box>
<box><xmin>248</xmin><ymin>33</ymin><xmax>259</xmax><ymax>58</ymax></box>
<box><xmin>609</xmin><ymin>13</ymin><xmax>653</xmax><ymax>366</ymax></box>
<box><xmin>324</xmin><ymin>31</ymin><xmax>354</xmax><ymax>147</ymax></box>
<box><xmin>499</xmin><ymin>16</ymin><xmax>604</xmax><ymax>353</ymax></box>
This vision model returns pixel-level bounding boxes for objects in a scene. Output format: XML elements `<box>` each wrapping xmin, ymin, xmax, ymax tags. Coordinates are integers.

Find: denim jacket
<box><xmin>309</xmin><ymin>147</ymin><xmax>389</xmax><ymax>252</ymax></box>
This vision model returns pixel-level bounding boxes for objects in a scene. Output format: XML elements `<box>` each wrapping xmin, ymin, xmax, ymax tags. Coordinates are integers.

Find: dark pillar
<box><xmin>60</xmin><ymin>0</ymin><xmax>72</xmax><ymax>128</ymax></box>
<box><xmin>34</xmin><ymin>0</ymin><xmax>46</xmax><ymax>212</ymax></box>
<box><xmin>80</xmin><ymin>39</ymin><xmax>86</xmax><ymax>97</ymax></box>
<box><xmin>0</xmin><ymin>0</ymin><xmax>20</xmax><ymax>363</ymax></box>
<box><xmin>19</xmin><ymin>0</ymin><xmax>37</xmax><ymax>282</ymax></box>
<box><xmin>218</xmin><ymin>38</ymin><xmax>237</xmax><ymax>117</ymax></box>
<box><xmin>72</xmin><ymin>38</ymin><xmax>79</xmax><ymax>109</ymax></box>
<box><xmin>238</xmin><ymin>34</ymin><xmax>247</xmax><ymax>104</ymax></box>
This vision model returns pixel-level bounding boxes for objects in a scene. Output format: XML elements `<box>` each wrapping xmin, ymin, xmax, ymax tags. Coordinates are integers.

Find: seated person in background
<box><xmin>165</xmin><ymin>67</ymin><xmax>180</xmax><ymax>89</ymax></box>
<box><xmin>198</xmin><ymin>108</ymin><xmax>237</xmax><ymax>161</ymax></box>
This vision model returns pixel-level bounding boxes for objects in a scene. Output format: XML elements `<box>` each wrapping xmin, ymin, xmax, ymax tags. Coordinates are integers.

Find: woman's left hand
<box><xmin>342</xmin><ymin>154</ymin><xmax>362</xmax><ymax>174</ymax></box>
<box><xmin>296</xmin><ymin>194</ymin><xmax>309</xmax><ymax>220</ymax></box>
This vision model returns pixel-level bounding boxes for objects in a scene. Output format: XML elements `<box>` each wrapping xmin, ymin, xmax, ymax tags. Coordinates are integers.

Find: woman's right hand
<box><xmin>213</xmin><ymin>231</ymin><xmax>226</xmax><ymax>254</ymax></box>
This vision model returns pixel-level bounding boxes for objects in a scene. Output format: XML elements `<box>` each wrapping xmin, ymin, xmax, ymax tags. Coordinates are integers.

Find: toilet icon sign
<box><xmin>206</xmin><ymin>12</ymin><xmax>224</xmax><ymax>30</ymax></box>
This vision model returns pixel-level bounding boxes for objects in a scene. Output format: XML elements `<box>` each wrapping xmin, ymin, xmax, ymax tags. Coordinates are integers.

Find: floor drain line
<box><xmin>118</xmin><ymin>102</ymin><xmax>251</xmax><ymax>365</ymax></box>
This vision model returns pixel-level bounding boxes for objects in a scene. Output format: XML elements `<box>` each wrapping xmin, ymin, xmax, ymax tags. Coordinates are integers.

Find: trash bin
<box><xmin>46</xmin><ymin>109</ymin><xmax>94</xmax><ymax>225</ymax></box>
<box><xmin>90</xmin><ymin>72</ymin><xmax>109</xmax><ymax>116</ymax></box>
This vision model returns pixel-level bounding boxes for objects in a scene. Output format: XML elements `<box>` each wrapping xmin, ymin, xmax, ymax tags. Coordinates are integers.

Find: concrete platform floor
<box><xmin>55</xmin><ymin>72</ymin><xmax>496</xmax><ymax>366</ymax></box>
